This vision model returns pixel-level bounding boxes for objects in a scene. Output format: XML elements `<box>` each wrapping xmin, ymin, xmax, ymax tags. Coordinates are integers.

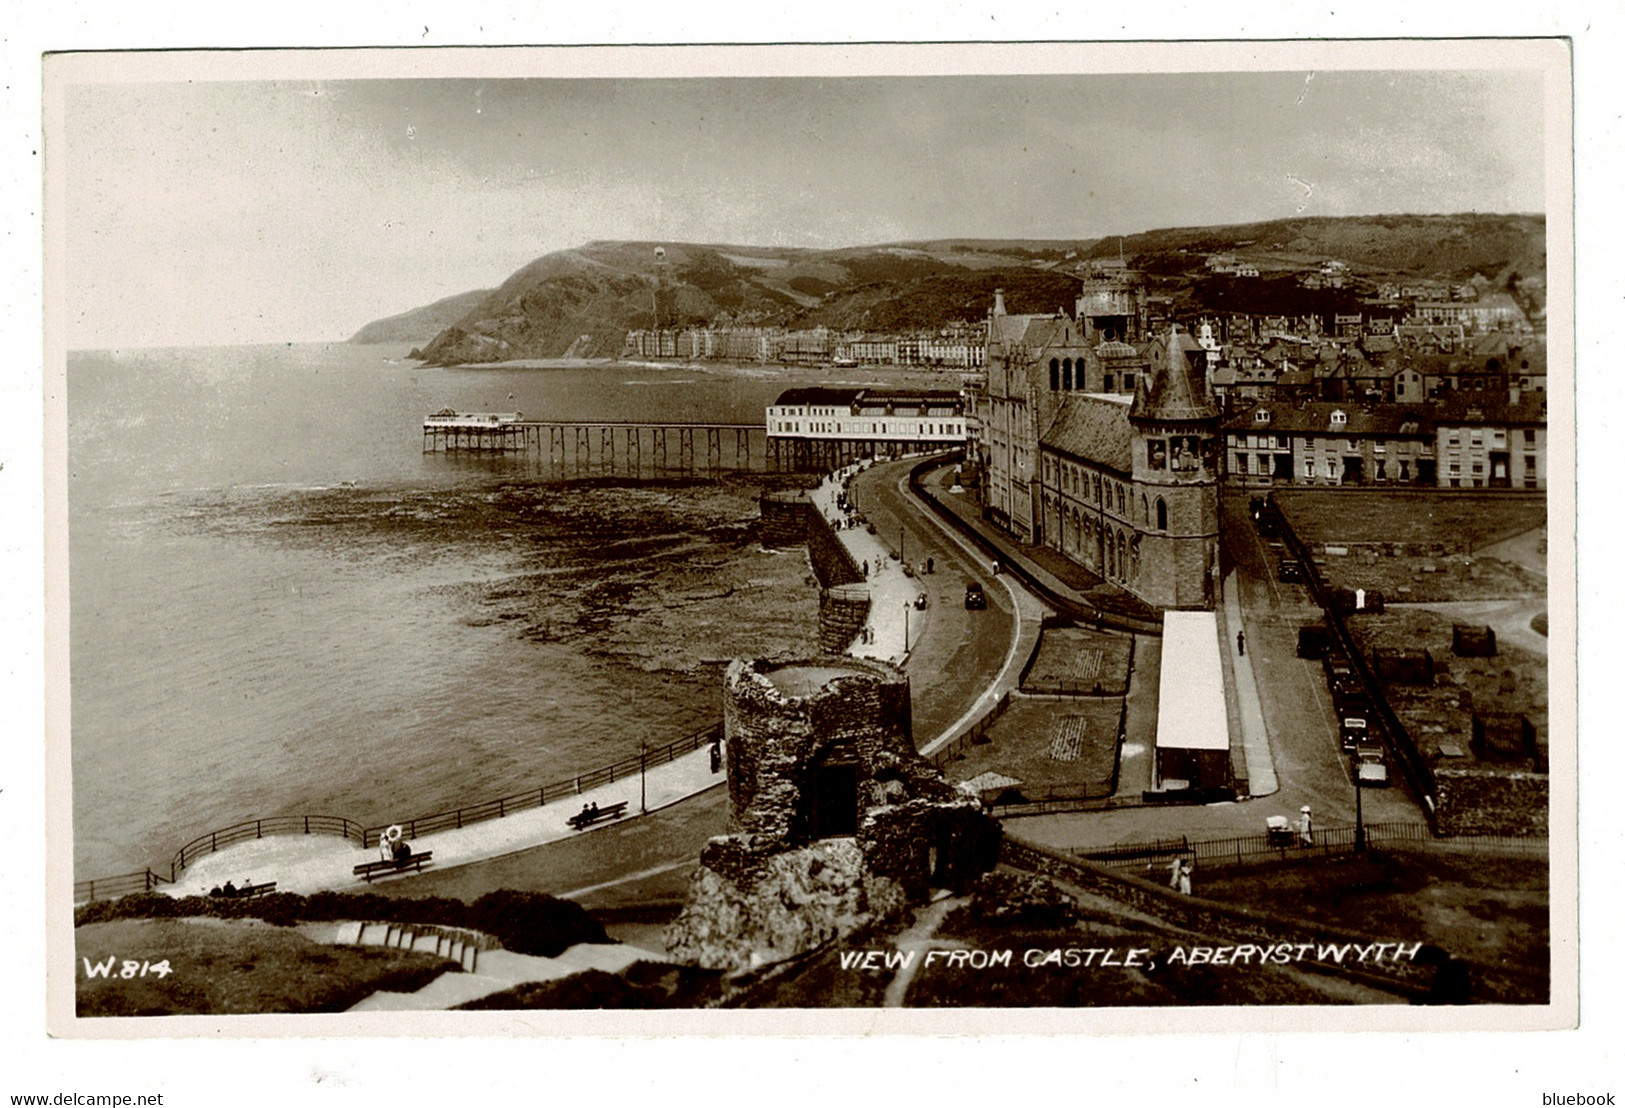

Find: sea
<box><xmin>66</xmin><ymin>342</ymin><xmax>850</xmax><ymax>881</ymax></box>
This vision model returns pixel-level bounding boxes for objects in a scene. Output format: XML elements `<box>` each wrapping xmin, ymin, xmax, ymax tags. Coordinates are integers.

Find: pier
<box><xmin>423</xmin><ymin>415</ymin><xmax>923</xmax><ymax>477</ymax></box>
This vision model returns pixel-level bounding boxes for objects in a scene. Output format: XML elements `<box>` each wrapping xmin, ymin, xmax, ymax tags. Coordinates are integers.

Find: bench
<box><xmin>352</xmin><ymin>851</ymin><xmax>435</xmax><ymax>883</ymax></box>
<box><xmin>566</xmin><ymin>801</ymin><xmax>630</xmax><ymax>830</ymax></box>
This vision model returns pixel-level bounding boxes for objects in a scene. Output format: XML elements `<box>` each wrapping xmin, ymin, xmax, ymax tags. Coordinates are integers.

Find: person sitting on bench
<box><xmin>391</xmin><ymin>838</ymin><xmax>411</xmax><ymax>864</ymax></box>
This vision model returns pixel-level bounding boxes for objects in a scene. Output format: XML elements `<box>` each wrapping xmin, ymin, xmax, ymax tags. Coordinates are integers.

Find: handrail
<box><xmin>168</xmin><ymin>815</ymin><xmax>366</xmax><ymax>880</ymax></box>
<box><xmin>73</xmin><ymin>868</ymin><xmax>172</xmax><ymax>906</ymax></box>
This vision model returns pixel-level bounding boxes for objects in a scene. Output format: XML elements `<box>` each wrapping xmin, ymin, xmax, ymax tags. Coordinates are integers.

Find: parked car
<box><xmin>1297</xmin><ymin>625</ymin><xmax>1332</xmax><ymax>659</ymax></box>
<box><xmin>1277</xmin><ymin>558</ymin><xmax>1303</xmax><ymax>583</ymax></box>
<box><xmin>964</xmin><ymin>581</ymin><xmax>987</xmax><ymax>610</ymax></box>
<box><xmin>1339</xmin><ymin>715</ymin><xmax>1370</xmax><ymax>750</ymax></box>
<box><xmin>1352</xmin><ymin>742</ymin><xmax>1390</xmax><ymax>787</ymax></box>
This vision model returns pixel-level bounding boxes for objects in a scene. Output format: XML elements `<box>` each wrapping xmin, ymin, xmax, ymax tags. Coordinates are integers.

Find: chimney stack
<box><xmin>993</xmin><ymin>288</ymin><xmax>1006</xmax><ymax>317</ymax></box>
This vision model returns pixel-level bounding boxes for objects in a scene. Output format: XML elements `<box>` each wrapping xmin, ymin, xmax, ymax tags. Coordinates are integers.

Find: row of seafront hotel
<box><xmin>625</xmin><ymin>323</ymin><xmax>987</xmax><ymax>368</ymax></box>
<box><xmin>767</xmin><ymin>275</ymin><xmax>1547</xmax><ymax>612</ymax></box>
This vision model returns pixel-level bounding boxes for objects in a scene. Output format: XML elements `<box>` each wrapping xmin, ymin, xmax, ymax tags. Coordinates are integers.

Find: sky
<box><xmin>57</xmin><ymin>62</ymin><xmax>1549</xmax><ymax>348</ymax></box>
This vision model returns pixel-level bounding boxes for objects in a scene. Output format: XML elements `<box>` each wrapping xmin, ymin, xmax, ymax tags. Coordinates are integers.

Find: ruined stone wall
<box><xmin>669</xmin><ymin>656</ymin><xmax>999</xmax><ymax>971</ymax></box>
<box><xmin>1433</xmin><ymin>767</ymin><xmax>1549</xmax><ymax>837</ymax></box>
<box><xmin>721</xmin><ymin>657</ymin><xmax>913</xmax><ymax>841</ymax></box>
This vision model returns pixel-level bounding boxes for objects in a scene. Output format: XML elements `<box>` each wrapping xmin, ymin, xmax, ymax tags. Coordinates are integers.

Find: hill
<box><xmin>349</xmin><ymin>288</ymin><xmax>495</xmax><ymax>344</ymax></box>
<box><xmin>1092</xmin><ymin>212</ymin><xmax>1545</xmax><ymax>281</ymax></box>
<box><xmin>360</xmin><ymin>214</ymin><xmax>1544</xmax><ymax>366</ymax></box>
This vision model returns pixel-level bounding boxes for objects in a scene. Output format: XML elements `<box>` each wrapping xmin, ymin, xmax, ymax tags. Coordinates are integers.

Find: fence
<box><xmin>360</xmin><ymin>722</ymin><xmax>724</xmax><ymax>847</ymax></box>
<box><xmin>1078</xmin><ymin>820</ymin><xmax>1443</xmax><ymax>873</ymax></box>
<box><xmin>73</xmin><ymin>868</ymin><xmax>172</xmax><ymax>905</ymax></box>
<box><xmin>928</xmin><ymin>690</ymin><xmax>1013</xmax><ymax>768</ymax></box>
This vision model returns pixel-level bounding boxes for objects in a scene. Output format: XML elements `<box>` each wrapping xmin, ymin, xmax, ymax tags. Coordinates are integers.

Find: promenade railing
<box><xmin>76</xmin><ymin>722</ymin><xmax>725</xmax><ymax>902</ymax></box>
<box><xmin>359</xmin><ymin>721</ymin><xmax>724</xmax><ymax>848</ymax></box>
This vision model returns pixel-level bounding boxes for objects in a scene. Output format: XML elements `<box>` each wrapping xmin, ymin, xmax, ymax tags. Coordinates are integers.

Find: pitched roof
<box><xmin>989</xmin><ymin>312</ymin><xmax>1057</xmax><ymax>349</ymax></box>
<box><xmin>1222</xmin><ymin>401</ymin><xmax>1434</xmax><ymax>436</ymax></box>
<box><xmin>1131</xmin><ymin>328</ymin><xmax>1219</xmax><ymax>422</ymax></box>
<box><xmin>1040</xmin><ymin>395</ymin><xmax>1135</xmax><ymax>473</ymax></box>
<box><xmin>773</xmin><ymin>387</ymin><xmax>865</xmax><ymax>407</ymax></box>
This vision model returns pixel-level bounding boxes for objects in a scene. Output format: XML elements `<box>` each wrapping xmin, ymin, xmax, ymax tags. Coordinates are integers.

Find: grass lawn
<box><xmin>76</xmin><ymin>918</ymin><xmax>456</xmax><ymax>1016</ymax></box>
<box><xmin>1022</xmin><ymin>627</ymin><xmax>1135</xmax><ymax>695</ymax></box>
<box><xmin>1194</xmin><ymin>847</ymin><xmax>1548</xmax><ymax>1003</ymax></box>
<box><xmin>1273</xmin><ymin>490</ymin><xmax>1546</xmax><ymax>551</ymax></box>
<box><xmin>943</xmin><ymin>695</ymin><xmax>1123</xmax><ymax>797</ymax></box>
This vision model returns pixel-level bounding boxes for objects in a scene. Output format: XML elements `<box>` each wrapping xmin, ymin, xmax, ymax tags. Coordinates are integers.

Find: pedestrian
<box><xmin>1167</xmin><ymin>855</ymin><xmax>1182</xmax><ymax>890</ymax></box>
<box><xmin>862</xmin><ymin>560</ymin><xmax>869</xmax><ymax>577</ymax></box>
<box><xmin>926</xmin><ymin>557</ymin><xmax>934</xmax><ymax>574</ymax></box>
<box><xmin>1237</xmin><ymin>629</ymin><xmax>1246</xmax><ymax>655</ymax></box>
<box><xmin>1178</xmin><ymin>859</ymin><xmax>1193</xmax><ymax>896</ymax></box>
<box><xmin>1298</xmin><ymin>805</ymin><xmax>1314</xmax><ymax>846</ymax></box>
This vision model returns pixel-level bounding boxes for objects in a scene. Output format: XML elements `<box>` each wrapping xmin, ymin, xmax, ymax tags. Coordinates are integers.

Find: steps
<box><xmin>341</xmin><ymin>919</ymin><xmax>487</xmax><ymax>973</ymax></box>
<box><xmin>323</xmin><ymin>918</ymin><xmax>669</xmax><ymax>1011</ymax></box>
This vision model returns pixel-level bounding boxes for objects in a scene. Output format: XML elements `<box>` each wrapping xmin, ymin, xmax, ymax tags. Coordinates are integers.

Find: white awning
<box><xmin>1156</xmin><ymin>611</ymin><xmax>1230</xmax><ymax>752</ymax></box>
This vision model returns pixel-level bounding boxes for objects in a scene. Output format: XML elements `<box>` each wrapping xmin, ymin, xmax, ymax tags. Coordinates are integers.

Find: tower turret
<box><xmin>1129</xmin><ymin>327</ymin><xmax>1221</xmax><ymax>608</ymax></box>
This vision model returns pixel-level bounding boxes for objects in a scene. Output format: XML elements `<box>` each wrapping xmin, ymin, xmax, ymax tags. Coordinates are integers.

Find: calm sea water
<box><xmin>67</xmin><ymin>343</ymin><xmax>827</xmax><ymax>879</ymax></box>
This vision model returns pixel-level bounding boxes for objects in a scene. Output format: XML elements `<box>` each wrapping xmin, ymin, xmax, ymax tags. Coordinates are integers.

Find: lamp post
<box><xmin>1354</xmin><ymin>762</ymin><xmax>1366</xmax><ymax>854</ymax></box>
<box><xmin>900</xmin><ymin>525</ymin><xmax>905</xmax><ymax>564</ymax></box>
<box><xmin>640</xmin><ymin>740</ymin><xmax>648</xmax><ymax>815</ymax></box>
<box><xmin>903</xmin><ymin>601</ymin><xmax>910</xmax><ymax>654</ymax></box>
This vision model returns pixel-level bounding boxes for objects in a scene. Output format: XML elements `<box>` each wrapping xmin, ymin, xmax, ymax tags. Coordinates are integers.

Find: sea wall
<box><xmin>818</xmin><ymin>588</ymin><xmax>871</xmax><ymax>654</ymax></box>
<box><xmin>759</xmin><ymin>491</ymin><xmax>810</xmax><ymax>549</ymax></box>
<box><xmin>804</xmin><ymin>507</ymin><xmax>864</xmax><ymax>589</ymax></box>
<box><xmin>760</xmin><ymin>489</ymin><xmax>869</xmax><ymax>651</ymax></box>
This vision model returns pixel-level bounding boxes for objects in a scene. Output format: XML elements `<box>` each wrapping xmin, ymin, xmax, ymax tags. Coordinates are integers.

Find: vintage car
<box><xmin>1351</xmin><ymin>742</ymin><xmax>1390</xmax><ymax>787</ymax></box>
<box><xmin>964</xmin><ymin>581</ymin><xmax>987</xmax><ymax>610</ymax></box>
<box><xmin>1339</xmin><ymin>715</ymin><xmax>1370</xmax><ymax>750</ymax></box>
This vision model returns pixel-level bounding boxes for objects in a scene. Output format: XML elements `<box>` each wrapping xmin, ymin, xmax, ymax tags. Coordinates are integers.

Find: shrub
<box><xmin>469</xmin><ymin>891</ymin><xmax>610</xmax><ymax>958</ymax></box>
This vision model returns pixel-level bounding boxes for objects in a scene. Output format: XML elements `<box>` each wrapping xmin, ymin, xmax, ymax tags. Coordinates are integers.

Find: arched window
<box><xmin>1117</xmin><ymin>531</ymin><xmax>1127</xmax><ymax>577</ymax></box>
<box><xmin>1156</xmin><ymin>497</ymin><xmax>1168</xmax><ymax>531</ymax></box>
<box><xmin>1141</xmin><ymin>493</ymin><xmax>1149</xmax><ymax>522</ymax></box>
<box><xmin>1117</xmin><ymin>484</ymin><xmax>1126</xmax><ymax>513</ymax></box>
<box><xmin>1049</xmin><ymin>358</ymin><xmax>1060</xmax><ymax>390</ymax></box>
<box><xmin>1093</xmin><ymin>474</ymin><xmax>1102</xmax><ymax>503</ymax></box>
<box><xmin>1062</xmin><ymin>358</ymin><xmax>1073</xmax><ymax>390</ymax></box>
<box><xmin>1106</xmin><ymin>534</ymin><xmax>1116</xmax><ymax>576</ymax></box>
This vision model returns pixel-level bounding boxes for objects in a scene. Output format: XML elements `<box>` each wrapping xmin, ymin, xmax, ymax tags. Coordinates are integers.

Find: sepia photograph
<box><xmin>40</xmin><ymin>38</ymin><xmax>1576</xmax><ymax>1044</ymax></box>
